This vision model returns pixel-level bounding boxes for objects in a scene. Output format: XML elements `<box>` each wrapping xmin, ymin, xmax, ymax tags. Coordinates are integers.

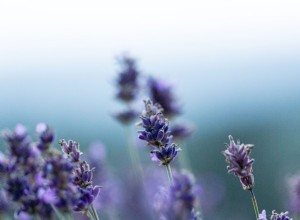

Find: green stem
<box><xmin>87</xmin><ymin>210</ymin><xmax>96</xmax><ymax>220</ymax></box>
<box><xmin>125</xmin><ymin>126</ymin><xmax>142</xmax><ymax>178</ymax></box>
<box><xmin>65</xmin><ymin>213</ymin><xmax>73</xmax><ymax>220</ymax></box>
<box><xmin>50</xmin><ymin>205</ymin><xmax>65</xmax><ymax>220</ymax></box>
<box><xmin>165</xmin><ymin>164</ymin><xmax>174</xmax><ymax>186</ymax></box>
<box><xmin>249</xmin><ymin>189</ymin><xmax>259</xmax><ymax>219</ymax></box>
<box><xmin>91</xmin><ymin>204</ymin><xmax>100</xmax><ymax>220</ymax></box>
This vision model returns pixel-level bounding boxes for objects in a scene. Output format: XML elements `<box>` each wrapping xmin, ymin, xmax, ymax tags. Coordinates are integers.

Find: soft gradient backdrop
<box><xmin>1</xmin><ymin>1</ymin><xmax>300</xmax><ymax>219</ymax></box>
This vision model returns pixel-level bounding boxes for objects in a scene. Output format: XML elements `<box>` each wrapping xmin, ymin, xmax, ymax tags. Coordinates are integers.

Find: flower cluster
<box><xmin>147</xmin><ymin>77</ymin><xmax>193</xmax><ymax>142</ymax></box>
<box><xmin>138</xmin><ymin>99</ymin><xmax>181</xmax><ymax>166</ymax></box>
<box><xmin>223</xmin><ymin>135</ymin><xmax>255</xmax><ymax>190</ymax></box>
<box><xmin>223</xmin><ymin>136</ymin><xmax>293</xmax><ymax>219</ymax></box>
<box><xmin>270</xmin><ymin>210</ymin><xmax>292</xmax><ymax>220</ymax></box>
<box><xmin>0</xmin><ymin>124</ymin><xmax>100</xmax><ymax>219</ymax></box>
<box><xmin>257</xmin><ymin>210</ymin><xmax>293</xmax><ymax>220</ymax></box>
<box><xmin>115</xmin><ymin>55</ymin><xmax>140</xmax><ymax>102</ymax></box>
<box><xmin>114</xmin><ymin>55</ymin><xmax>140</xmax><ymax>125</ymax></box>
<box><xmin>59</xmin><ymin>139</ymin><xmax>101</xmax><ymax>211</ymax></box>
<box><xmin>148</xmin><ymin>77</ymin><xmax>180</xmax><ymax>117</ymax></box>
<box><xmin>153</xmin><ymin>170</ymin><xmax>201</xmax><ymax>220</ymax></box>
<box><xmin>170</xmin><ymin>123</ymin><xmax>194</xmax><ymax>141</ymax></box>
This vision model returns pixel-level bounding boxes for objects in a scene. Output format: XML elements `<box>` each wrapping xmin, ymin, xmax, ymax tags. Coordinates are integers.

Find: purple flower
<box><xmin>270</xmin><ymin>210</ymin><xmax>292</xmax><ymax>220</ymax></box>
<box><xmin>43</xmin><ymin>153</ymin><xmax>77</xmax><ymax>212</ymax></box>
<box><xmin>74</xmin><ymin>161</ymin><xmax>94</xmax><ymax>188</ymax></box>
<box><xmin>151</xmin><ymin>144</ymin><xmax>181</xmax><ymax>166</ymax></box>
<box><xmin>148</xmin><ymin>77</ymin><xmax>180</xmax><ymax>117</ymax></box>
<box><xmin>73</xmin><ymin>186</ymin><xmax>101</xmax><ymax>212</ymax></box>
<box><xmin>115</xmin><ymin>55</ymin><xmax>140</xmax><ymax>102</ymax></box>
<box><xmin>2</xmin><ymin>124</ymin><xmax>31</xmax><ymax>162</ymax></box>
<box><xmin>153</xmin><ymin>170</ymin><xmax>201</xmax><ymax>220</ymax></box>
<box><xmin>0</xmin><ymin>124</ymin><xmax>102</xmax><ymax>218</ymax></box>
<box><xmin>37</xmin><ymin>188</ymin><xmax>57</xmax><ymax>204</ymax></box>
<box><xmin>7</xmin><ymin>176</ymin><xmax>30</xmax><ymax>201</ymax></box>
<box><xmin>0</xmin><ymin>189</ymin><xmax>9</xmax><ymax>213</ymax></box>
<box><xmin>0</xmin><ymin>152</ymin><xmax>8</xmax><ymax>174</ymax></box>
<box><xmin>287</xmin><ymin>174</ymin><xmax>300</xmax><ymax>214</ymax></box>
<box><xmin>138</xmin><ymin>100</ymin><xmax>172</xmax><ymax>147</ymax></box>
<box><xmin>170</xmin><ymin>123</ymin><xmax>193</xmax><ymax>141</ymax></box>
<box><xmin>36</xmin><ymin>123</ymin><xmax>54</xmax><ymax>151</ymax></box>
<box><xmin>60</xmin><ymin>139</ymin><xmax>101</xmax><ymax>212</ymax></box>
<box><xmin>258</xmin><ymin>210</ymin><xmax>267</xmax><ymax>220</ymax></box>
<box><xmin>223</xmin><ymin>135</ymin><xmax>255</xmax><ymax>190</ymax></box>
<box><xmin>59</xmin><ymin>139</ymin><xmax>82</xmax><ymax>163</ymax></box>
<box><xmin>87</xmin><ymin>143</ymin><xmax>121</xmax><ymax>213</ymax></box>
<box><xmin>138</xmin><ymin>99</ymin><xmax>181</xmax><ymax>166</ymax></box>
<box><xmin>15</xmin><ymin>211</ymin><xmax>31</xmax><ymax>220</ymax></box>
<box><xmin>114</xmin><ymin>108</ymin><xmax>139</xmax><ymax>125</ymax></box>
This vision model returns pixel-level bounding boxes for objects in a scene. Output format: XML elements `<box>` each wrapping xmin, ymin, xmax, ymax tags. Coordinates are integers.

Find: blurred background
<box><xmin>1</xmin><ymin>0</ymin><xmax>300</xmax><ymax>219</ymax></box>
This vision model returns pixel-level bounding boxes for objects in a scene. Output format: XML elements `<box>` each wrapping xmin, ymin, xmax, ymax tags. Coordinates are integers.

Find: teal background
<box><xmin>1</xmin><ymin>1</ymin><xmax>300</xmax><ymax>219</ymax></box>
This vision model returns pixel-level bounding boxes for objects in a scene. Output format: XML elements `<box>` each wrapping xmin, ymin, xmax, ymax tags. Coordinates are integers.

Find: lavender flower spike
<box><xmin>270</xmin><ymin>210</ymin><xmax>292</xmax><ymax>220</ymax></box>
<box><xmin>223</xmin><ymin>135</ymin><xmax>255</xmax><ymax>190</ymax></box>
<box><xmin>115</xmin><ymin>55</ymin><xmax>140</xmax><ymax>102</ymax></box>
<box><xmin>138</xmin><ymin>99</ymin><xmax>180</xmax><ymax>166</ymax></box>
<box><xmin>148</xmin><ymin>77</ymin><xmax>180</xmax><ymax>117</ymax></box>
<box><xmin>151</xmin><ymin>143</ymin><xmax>181</xmax><ymax>166</ymax></box>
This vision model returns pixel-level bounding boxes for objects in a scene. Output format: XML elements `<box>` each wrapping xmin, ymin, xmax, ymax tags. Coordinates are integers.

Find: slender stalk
<box><xmin>87</xmin><ymin>210</ymin><xmax>95</xmax><ymax>220</ymax></box>
<box><xmin>91</xmin><ymin>204</ymin><xmax>100</xmax><ymax>220</ymax></box>
<box><xmin>125</xmin><ymin>126</ymin><xmax>142</xmax><ymax>179</ymax></box>
<box><xmin>249</xmin><ymin>189</ymin><xmax>259</xmax><ymax>219</ymax></box>
<box><xmin>65</xmin><ymin>213</ymin><xmax>73</xmax><ymax>220</ymax></box>
<box><xmin>165</xmin><ymin>164</ymin><xmax>174</xmax><ymax>186</ymax></box>
<box><xmin>50</xmin><ymin>205</ymin><xmax>65</xmax><ymax>220</ymax></box>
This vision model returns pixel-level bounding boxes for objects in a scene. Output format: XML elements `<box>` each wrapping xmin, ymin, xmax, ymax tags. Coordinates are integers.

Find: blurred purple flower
<box><xmin>270</xmin><ymin>210</ymin><xmax>292</xmax><ymax>220</ymax></box>
<box><xmin>15</xmin><ymin>211</ymin><xmax>31</xmax><ymax>220</ymax></box>
<box><xmin>223</xmin><ymin>135</ymin><xmax>255</xmax><ymax>190</ymax></box>
<box><xmin>60</xmin><ymin>139</ymin><xmax>101</xmax><ymax>212</ymax></box>
<box><xmin>0</xmin><ymin>152</ymin><xmax>8</xmax><ymax>174</ymax></box>
<box><xmin>170</xmin><ymin>123</ymin><xmax>194</xmax><ymax>141</ymax></box>
<box><xmin>114</xmin><ymin>108</ymin><xmax>139</xmax><ymax>125</ymax></box>
<box><xmin>0</xmin><ymin>189</ymin><xmax>9</xmax><ymax>213</ymax></box>
<box><xmin>2</xmin><ymin>124</ymin><xmax>32</xmax><ymax>162</ymax></box>
<box><xmin>88</xmin><ymin>142</ymin><xmax>106</xmax><ymax>162</ymax></box>
<box><xmin>287</xmin><ymin>174</ymin><xmax>300</xmax><ymax>214</ymax></box>
<box><xmin>0</xmin><ymin>124</ymin><xmax>101</xmax><ymax>218</ymax></box>
<box><xmin>153</xmin><ymin>170</ymin><xmax>201</xmax><ymax>220</ymax></box>
<box><xmin>36</xmin><ymin>123</ymin><xmax>54</xmax><ymax>151</ymax></box>
<box><xmin>115</xmin><ymin>55</ymin><xmax>140</xmax><ymax>102</ymax></box>
<box><xmin>59</xmin><ymin>139</ymin><xmax>82</xmax><ymax>163</ymax></box>
<box><xmin>148</xmin><ymin>77</ymin><xmax>180</xmax><ymax>117</ymax></box>
<box><xmin>37</xmin><ymin>188</ymin><xmax>57</xmax><ymax>204</ymax></box>
<box><xmin>258</xmin><ymin>210</ymin><xmax>267</xmax><ymax>220</ymax></box>
<box><xmin>197</xmin><ymin>173</ymin><xmax>225</xmax><ymax>214</ymax></box>
<box><xmin>87</xmin><ymin>142</ymin><xmax>122</xmax><ymax>213</ymax></box>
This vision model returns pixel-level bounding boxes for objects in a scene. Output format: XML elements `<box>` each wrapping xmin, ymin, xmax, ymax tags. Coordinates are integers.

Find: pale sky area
<box><xmin>0</xmin><ymin>0</ymin><xmax>300</xmax><ymax>74</ymax></box>
<box><xmin>0</xmin><ymin>0</ymin><xmax>299</xmax><ymax>128</ymax></box>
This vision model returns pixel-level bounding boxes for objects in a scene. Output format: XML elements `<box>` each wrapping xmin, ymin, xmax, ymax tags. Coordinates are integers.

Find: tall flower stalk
<box><xmin>59</xmin><ymin>139</ymin><xmax>101</xmax><ymax>220</ymax></box>
<box><xmin>223</xmin><ymin>135</ymin><xmax>259</xmax><ymax>219</ymax></box>
<box><xmin>137</xmin><ymin>99</ymin><xmax>181</xmax><ymax>186</ymax></box>
<box><xmin>113</xmin><ymin>55</ymin><xmax>142</xmax><ymax>177</ymax></box>
<box><xmin>148</xmin><ymin>77</ymin><xmax>194</xmax><ymax>170</ymax></box>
